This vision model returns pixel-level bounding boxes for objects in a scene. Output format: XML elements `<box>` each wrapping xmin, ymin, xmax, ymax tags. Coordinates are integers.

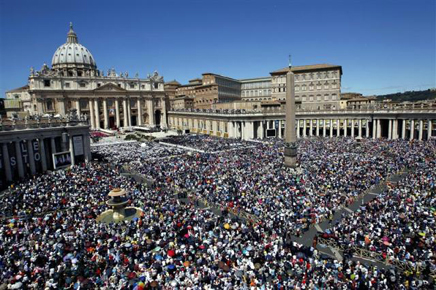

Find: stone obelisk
<box><xmin>284</xmin><ymin>61</ymin><xmax>298</xmax><ymax>168</ymax></box>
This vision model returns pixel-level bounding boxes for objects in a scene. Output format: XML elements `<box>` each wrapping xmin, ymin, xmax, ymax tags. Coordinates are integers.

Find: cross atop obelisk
<box><xmin>284</xmin><ymin>57</ymin><xmax>298</xmax><ymax>168</ymax></box>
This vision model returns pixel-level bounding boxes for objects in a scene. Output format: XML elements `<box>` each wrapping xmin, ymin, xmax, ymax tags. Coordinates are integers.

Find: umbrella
<box><xmin>154</xmin><ymin>255</ymin><xmax>163</xmax><ymax>261</ymax></box>
<box><xmin>167</xmin><ymin>264</ymin><xmax>176</xmax><ymax>270</ymax></box>
<box><xmin>184</xmin><ymin>261</ymin><xmax>190</xmax><ymax>267</ymax></box>
<box><xmin>224</xmin><ymin>223</ymin><xmax>230</xmax><ymax>230</ymax></box>
<box><xmin>152</xmin><ymin>246</ymin><xmax>161</xmax><ymax>252</ymax></box>
<box><xmin>167</xmin><ymin>249</ymin><xmax>175</xmax><ymax>257</ymax></box>
<box><xmin>383</xmin><ymin>241</ymin><xmax>391</xmax><ymax>246</ymax></box>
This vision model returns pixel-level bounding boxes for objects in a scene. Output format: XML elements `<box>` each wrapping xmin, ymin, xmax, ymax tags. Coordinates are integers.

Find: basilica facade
<box><xmin>6</xmin><ymin>23</ymin><xmax>167</xmax><ymax>129</ymax></box>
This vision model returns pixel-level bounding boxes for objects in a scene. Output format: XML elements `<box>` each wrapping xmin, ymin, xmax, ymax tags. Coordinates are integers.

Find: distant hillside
<box><xmin>375</xmin><ymin>89</ymin><xmax>436</xmax><ymax>102</ymax></box>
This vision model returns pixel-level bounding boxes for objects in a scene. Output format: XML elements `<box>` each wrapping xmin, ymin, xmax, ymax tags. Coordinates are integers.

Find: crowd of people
<box><xmin>320</xmin><ymin>153</ymin><xmax>436</xmax><ymax>275</ymax></box>
<box><xmin>160</xmin><ymin>135</ymin><xmax>254</xmax><ymax>153</ymax></box>
<box><xmin>0</xmin><ymin>135</ymin><xmax>434</xmax><ymax>289</ymax></box>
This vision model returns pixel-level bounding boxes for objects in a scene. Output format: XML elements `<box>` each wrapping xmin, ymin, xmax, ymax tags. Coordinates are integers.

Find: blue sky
<box><xmin>0</xmin><ymin>0</ymin><xmax>435</xmax><ymax>96</ymax></box>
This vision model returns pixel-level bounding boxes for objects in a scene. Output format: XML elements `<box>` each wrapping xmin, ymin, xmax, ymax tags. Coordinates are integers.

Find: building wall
<box><xmin>271</xmin><ymin>68</ymin><xmax>341</xmax><ymax>110</ymax></box>
<box><xmin>240</xmin><ymin>77</ymin><xmax>272</xmax><ymax>102</ymax></box>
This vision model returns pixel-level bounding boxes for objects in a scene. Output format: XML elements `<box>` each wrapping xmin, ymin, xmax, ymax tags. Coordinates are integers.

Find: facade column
<box><xmin>418</xmin><ymin>119</ymin><xmax>424</xmax><ymax>141</ymax></box>
<box><xmin>278</xmin><ymin>120</ymin><xmax>282</xmax><ymax>138</ymax></box>
<box><xmin>39</xmin><ymin>138</ymin><xmax>47</xmax><ymax>172</ymax></box>
<box><xmin>351</xmin><ymin>120</ymin><xmax>355</xmax><ymax>138</ymax></box>
<box><xmin>410</xmin><ymin>119</ymin><xmax>415</xmax><ymax>140</ymax></box>
<box><xmin>162</xmin><ymin>98</ymin><xmax>168</xmax><ymax>128</ymax></box>
<box><xmin>372</xmin><ymin>120</ymin><xmax>377</xmax><ymax>139</ymax></box>
<box><xmin>94</xmin><ymin>99</ymin><xmax>100</xmax><ymax>129</ymax></box>
<box><xmin>234</xmin><ymin>122</ymin><xmax>238</xmax><ymax>138</ymax></box>
<box><xmin>123</xmin><ymin>99</ymin><xmax>128</xmax><ymax>127</ymax></box>
<box><xmin>336</xmin><ymin>119</ymin><xmax>340</xmax><ymax>137</ymax></box>
<box><xmin>303</xmin><ymin>120</ymin><xmax>307</xmax><ymax>137</ymax></box>
<box><xmin>147</xmin><ymin>99</ymin><xmax>155</xmax><ymax>126</ymax></box>
<box><xmin>115</xmin><ymin>99</ymin><xmax>120</xmax><ymax>128</ymax></box>
<box><xmin>248</xmin><ymin>121</ymin><xmax>255</xmax><ymax>140</ymax></box>
<box><xmin>127</xmin><ymin>99</ymin><xmax>132</xmax><ymax>127</ymax></box>
<box><xmin>76</xmin><ymin>99</ymin><xmax>81</xmax><ymax>115</ymax></box>
<box><xmin>428</xmin><ymin>119</ymin><xmax>433</xmax><ymax>140</ymax></box>
<box><xmin>402</xmin><ymin>119</ymin><xmax>406</xmax><ymax>139</ymax></box>
<box><xmin>296</xmin><ymin>120</ymin><xmax>300</xmax><ymax>138</ymax></box>
<box><xmin>88</xmin><ymin>99</ymin><xmax>95</xmax><ymax>129</ymax></box>
<box><xmin>103</xmin><ymin>98</ymin><xmax>109</xmax><ymax>129</ymax></box>
<box><xmin>2</xmin><ymin>143</ymin><xmax>12</xmax><ymax>182</ymax></box>
<box><xmin>343</xmin><ymin>119</ymin><xmax>348</xmax><ymax>137</ymax></box>
<box><xmin>14</xmin><ymin>141</ymin><xmax>25</xmax><ymax>179</ymax></box>
<box><xmin>27</xmin><ymin>140</ymin><xmax>36</xmax><ymax>176</ymax></box>
<box><xmin>392</xmin><ymin>119</ymin><xmax>398</xmax><ymax>139</ymax></box>
<box><xmin>69</xmin><ymin>135</ymin><xmax>75</xmax><ymax>166</ymax></box>
<box><xmin>309</xmin><ymin>120</ymin><xmax>313</xmax><ymax>136</ymax></box>
<box><xmin>137</xmin><ymin>99</ymin><xmax>143</xmax><ymax>126</ymax></box>
<box><xmin>358</xmin><ymin>119</ymin><xmax>362</xmax><ymax>138</ymax></box>
<box><xmin>377</xmin><ymin>119</ymin><xmax>382</xmax><ymax>138</ymax></box>
<box><xmin>315</xmin><ymin>119</ymin><xmax>320</xmax><ymax>136</ymax></box>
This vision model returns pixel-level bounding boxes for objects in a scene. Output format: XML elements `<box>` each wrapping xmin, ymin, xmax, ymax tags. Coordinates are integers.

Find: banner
<box><xmin>73</xmin><ymin>136</ymin><xmax>84</xmax><ymax>156</ymax></box>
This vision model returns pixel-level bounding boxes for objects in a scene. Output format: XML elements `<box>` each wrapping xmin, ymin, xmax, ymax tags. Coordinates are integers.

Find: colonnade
<box><xmin>168</xmin><ymin>115</ymin><xmax>435</xmax><ymax>141</ymax></box>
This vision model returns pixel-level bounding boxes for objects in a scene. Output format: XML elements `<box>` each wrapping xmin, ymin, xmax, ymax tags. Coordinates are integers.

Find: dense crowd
<box><xmin>0</xmin><ymin>136</ymin><xmax>434</xmax><ymax>289</ymax></box>
<box><xmin>321</xmin><ymin>153</ymin><xmax>436</xmax><ymax>275</ymax></box>
<box><xmin>160</xmin><ymin>135</ymin><xmax>254</xmax><ymax>152</ymax></box>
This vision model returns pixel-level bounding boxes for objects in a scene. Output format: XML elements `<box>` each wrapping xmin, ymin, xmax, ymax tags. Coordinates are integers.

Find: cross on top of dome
<box><xmin>67</xmin><ymin>22</ymin><xmax>78</xmax><ymax>44</ymax></box>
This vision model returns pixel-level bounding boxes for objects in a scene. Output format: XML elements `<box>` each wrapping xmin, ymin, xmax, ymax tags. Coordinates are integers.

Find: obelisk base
<box><xmin>284</xmin><ymin>142</ymin><xmax>298</xmax><ymax>168</ymax></box>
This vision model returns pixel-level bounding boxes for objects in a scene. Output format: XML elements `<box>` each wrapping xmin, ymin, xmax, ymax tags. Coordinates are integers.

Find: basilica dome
<box><xmin>51</xmin><ymin>23</ymin><xmax>97</xmax><ymax>70</ymax></box>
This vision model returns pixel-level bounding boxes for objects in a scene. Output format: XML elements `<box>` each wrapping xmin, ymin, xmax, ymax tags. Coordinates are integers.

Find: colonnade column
<box><xmin>428</xmin><ymin>120</ymin><xmax>433</xmax><ymax>140</ymax></box>
<box><xmin>2</xmin><ymin>143</ymin><xmax>12</xmax><ymax>182</ymax></box>
<box><xmin>303</xmin><ymin>120</ymin><xmax>307</xmax><ymax>137</ymax></box>
<box><xmin>137</xmin><ymin>99</ymin><xmax>143</xmax><ymax>126</ymax></box>
<box><xmin>94</xmin><ymin>99</ymin><xmax>100</xmax><ymax>129</ymax></box>
<box><xmin>366</xmin><ymin>121</ymin><xmax>370</xmax><ymax>138</ymax></box>
<box><xmin>103</xmin><ymin>99</ymin><xmax>109</xmax><ymax>129</ymax></box>
<box><xmin>351</xmin><ymin>120</ymin><xmax>355</xmax><ymax>138</ymax></box>
<box><xmin>388</xmin><ymin>119</ymin><xmax>393</xmax><ymax>140</ymax></box>
<box><xmin>278</xmin><ymin>120</ymin><xmax>282</xmax><ymax>139</ymax></box>
<box><xmin>410</xmin><ymin>120</ymin><xmax>415</xmax><ymax>140</ymax></box>
<box><xmin>336</xmin><ymin>119</ymin><xmax>340</xmax><ymax>137</ymax></box>
<box><xmin>27</xmin><ymin>140</ymin><xmax>36</xmax><ymax>176</ymax></box>
<box><xmin>377</xmin><ymin>119</ymin><xmax>382</xmax><ymax>138</ymax></box>
<box><xmin>14</xmin><ymin>141</ymin><xmax>25</xmax><ymax>179</ymax></box>
<box><xmin>418</xmin><ymin>119</ymin><xmax>424</xmax><ymax>141</ymax></box>
<box><xmin>402</xmin><ymin>119</ymin><xmax>406</xmax><ymax>139</ymax></box>
<box><xmin>315</xmin><ymin>119</ymin><xmax>320</xmax><ymax>136</ymax></box>
<box><xmin>323</xmin><ymin>120</ymin><xmax>326</xmax><ymax>137</ymax></box>
<box><xmin>372</xmin><ymin>120</ymin><xmax>377</xmax><ymax>139</ymax></box>
<box><xmin>343</xmin><ymin>119</ymin><xmax>348</xmax><ymax>137</ymax></box>
<box><xmin>39</xmin><ymin>138</ymin><xmax>47</xmax><ymax>172</ymax></box>
<box><xmin>309</xmin><ymin>120</ymin><xmax>313</xmax><ymax>136</ymax></box>
<box><xmin>392</xmin><ymin>119</ymin><xmax>398</xmax><ymax>139</ymax></box>
<box><xmin>329</xmin><ymin>120</ymin><xmax>333</xmax><ymax>138</ymax></box>
<box><xmin>115</xmin><ymin>99</ymin><xmax>120</xmax><ymax>128</ymax></box>
<box><xmin>296</xmin><ymin>120</ymin><xmax>300</xmax><ymax>138</ymax></box>
<box><xmin>88</xmin><ymin>99</ymin><xmax>95</xmax><ymax>129</ymax></box>
<box><xmin>162</xmin><ymin>98</ymin><xmax>168</xmax><ymax>128</ymax></box>
<box><xmin>357</xmin><ymin>119</ymin><xmax>362</xmax><ymax>138</ymax></box>
<box><xmin>234</xmin><ymin>122</ymin><xmax>239</xmax><ymax>139</ymax></box>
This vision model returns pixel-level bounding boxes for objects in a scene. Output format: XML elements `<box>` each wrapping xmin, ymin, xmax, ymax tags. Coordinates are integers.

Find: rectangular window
<box><xmin>130</xmin><ymin>84</ymin><xmax>135</xmax><ymax>89</ymax></box>
<box><xmin>80</xmin><ymin>83</ymin><xmax>86</xmax><ymax>88</ymax></box>
<box><xmin>97</xmin><ymin>83</ymin><xmax>101</xmax><ymax>87</ymax></box>
<box><xmin>154</xmin><ymin>83</ymin><xmax>159</xmax><ymax>89</ymax></box>
<box><xmin>65</xmin><ymin>83</ymin><xmax>70</xmax><ymax>88</ymax></box>
<box><xmin>44</xmin><ymin>80</ymin><xmax>51</xmax><ymax>87</ymax></box>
